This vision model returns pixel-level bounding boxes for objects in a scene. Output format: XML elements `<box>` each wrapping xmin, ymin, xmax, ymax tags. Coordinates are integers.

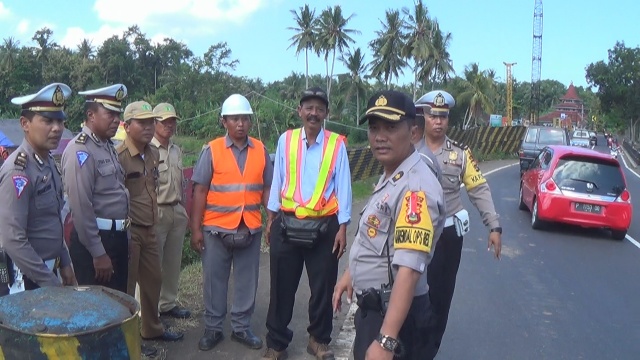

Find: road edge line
<box><xmin>620</xmin><ymin>150</ymin><xmax>640</xmax><ymax>180</ymax></box>
<box><xmin>334</xmin><ymin>161</ymin><xmax>518</xmax><ymax>360</ymax></box>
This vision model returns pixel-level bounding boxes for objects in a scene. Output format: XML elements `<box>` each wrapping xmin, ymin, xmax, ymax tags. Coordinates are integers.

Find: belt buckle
<box><xmin>124</xmin><ymin>218</ymin><xmax>131</xmax><ymax>231</ymax></box>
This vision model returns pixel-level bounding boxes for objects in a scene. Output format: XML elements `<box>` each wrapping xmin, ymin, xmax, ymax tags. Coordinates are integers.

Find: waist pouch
<box><xmin>280</xmin><ymin>213</ymin><xmax>329</xmax><ymax>248</ymax></box>
<box><xmin>219</xmin><ymin>232</ymin><xmax>253</xmax><ymax>249</ymax></box>
<box><xmin>453</xmin><ymin>209</ymin><xmax>470</xmax><ymax>237</ymax></box>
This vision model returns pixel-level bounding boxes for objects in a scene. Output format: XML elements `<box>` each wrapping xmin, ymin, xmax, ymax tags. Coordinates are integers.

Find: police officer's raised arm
<box><xmin>0</xmin><ymin>169</ymin><xmax>60</xmax><ymax>286</ymax></box>
<box><xmin>461</xmin><ymin>147</ymin><xmax>502</xmax><ymax>258</ymax></box>
<box><xmin>62</xmin><ymin>144</ymin><xmax>105</xmax><ymax>258</ymax></box>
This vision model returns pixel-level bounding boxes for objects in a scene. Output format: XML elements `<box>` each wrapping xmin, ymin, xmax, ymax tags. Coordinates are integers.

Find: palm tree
<box><xmin>32</xmin><ymin>27</ymin><xmax>58</xmax><ymax>78</ymax></box>
<box><xmin>315</xmin><ymin>5</ymin><xmax>360</xmax><ymax>99</ymax></box>
<box><xmin>338</xmin><ymin>47</ymin><xmax>369</xmax><ymax>123</ymax></box>
<box><xmin>77</xmin><ymin>38</ymin><xmax>95</xmax><ymax>60</ymax></box>
<box><xmin>402</xmin><ymin>0</ymin><xmax>433</xmax><ymax>99</ymax></box>
<box><xmin>369</xmin><ymin>9</ymin><xmax>407</xmax><ymax>89</ymax></box>
<box><xmin>427</xmin><ymin>26</ymin><xmax>454</xmax><ymax>86</ymax></box>
<box><xmin>287</xmin><ymin>5</ymin><xmax>317</xmax><ymax>89</ymax></box>
<box><xmin>0</xmin><ymin>37</ymin><xmax>20</xmax><ymax>71</ymax></box>
<box><xmin>458</xmin><ymin>63</ymin><xmax>497</xmax><ymax>128</ymax></box>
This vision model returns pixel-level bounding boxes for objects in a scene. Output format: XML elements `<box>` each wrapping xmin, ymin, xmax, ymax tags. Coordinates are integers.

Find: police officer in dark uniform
<box><xmin>415</xmin><ymin>90</ymin><xmax>502</xmax><ymax>359</ymax></box>
<box><xmin>62</xmin><ymin>84</ymin><xmax>130</xmax><ymax>293</ymax></box>
<box><xmin>0</xmin><ymin>83</ymin><xmax>77</xmax><ymax>296</ymax></box>
<box><xmin>333</xmin><ymin>90</ymin><xmax>445</xmax><ymax>360</ymax></box>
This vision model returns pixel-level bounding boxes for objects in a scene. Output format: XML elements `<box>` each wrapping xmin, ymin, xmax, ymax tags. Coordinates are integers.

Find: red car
<box><xmin>519</xmin><ymin>145</ymin><xmax>632</xmax><ymax>240</ymax></box>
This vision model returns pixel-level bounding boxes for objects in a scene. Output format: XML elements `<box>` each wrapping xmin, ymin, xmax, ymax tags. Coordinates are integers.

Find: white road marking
<box><xmin>620</xmin><ymin>150</ymin><xmax>640</xmax><ymax>180</ymax></box>
<box><xmin>626</xmin><ymin>234</ymin><xmax>640</xmax><ymax>249</ymax></box>
<box><xmin>334</xmin><ymin>161</ymin><xmax>518</xmax><ymax>359</ymax></box>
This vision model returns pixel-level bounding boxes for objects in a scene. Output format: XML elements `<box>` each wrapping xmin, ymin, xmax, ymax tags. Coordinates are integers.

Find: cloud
<box><xmin>0</xmin><ymin>2</ymin><xmax>10</xmax><ymax>18</ymax></box>
<box><xmin>16</xmin><ymin>19</ymin><xmax>29</xmax><ymax>35</ymax></box>
<box><xmin>59</xmin><ymin>24</ymin><xmax>125</xmax><ymax>49</ymax></box>
<box><xmin>93</xmin><ymin>0</ymin><xmax>266</xmax><ymax>35</ymax></box>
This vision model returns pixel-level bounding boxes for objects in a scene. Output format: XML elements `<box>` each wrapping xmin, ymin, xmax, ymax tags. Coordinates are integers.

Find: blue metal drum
<box><xmin>0</xmin><ymin>286</ymin><xmax>141</xmax><ymax>359</ymax></box>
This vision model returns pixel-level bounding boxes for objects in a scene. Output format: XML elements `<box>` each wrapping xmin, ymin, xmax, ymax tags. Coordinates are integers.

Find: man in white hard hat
<box><xmin>190</xmin><ymin>94</ymin><xmax>273</xmax><ymax>352</ymax></box>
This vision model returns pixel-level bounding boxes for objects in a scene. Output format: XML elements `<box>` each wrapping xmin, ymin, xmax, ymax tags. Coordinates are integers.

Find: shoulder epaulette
<box><xmin>452</xmin><ymin>140</ymin><xmax>469</xmax><ymax>150</ymax></box>
<box><xmin>14</xmin><ymin>152</ymin><xmax>27</xmax><ymax>169</ymax></box>
<box><xmin>76</xmin><ymin>133</ymin><xmax>88</xmax><ymax>144</ymax></box>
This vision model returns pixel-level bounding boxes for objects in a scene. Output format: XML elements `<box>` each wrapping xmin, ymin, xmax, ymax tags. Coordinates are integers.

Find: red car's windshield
<box><xmin>552</xmin><ymin>156</ymin><xmax>626</xmax><ymax>197</ymax></box>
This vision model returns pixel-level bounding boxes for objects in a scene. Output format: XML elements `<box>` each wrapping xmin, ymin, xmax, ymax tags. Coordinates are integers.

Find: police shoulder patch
<box><xmin>76</xmin><ymin>151</ymin><xmax>90</xmax><ymax>167</ymax></box>
<box><xmin>76</xmin><ymin>133</ymin><xmax>88</xmax><ymax>144</ymax></box>
<box><xmin>393</xmin><ymin>190</ymin><xmax>434</xmax><ymax>253</ymax></box>
<box><xmin>12</xmin><ymin>175</ymin><xmax>29</xmax><ymax>199</ymax></box>
<box><xmin>14</xmin><ymin>152</ymin><xmax>27</xmax><ymax>169</ymax></box>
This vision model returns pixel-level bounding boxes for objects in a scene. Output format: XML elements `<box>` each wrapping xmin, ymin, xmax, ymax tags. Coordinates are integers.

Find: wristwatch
<box><xmin>490</xmin><ymin>227</ymin><xmax>502</xmax><ymax>234</ymax></box>
<box><xmin>376</xmin><ymin>333</ymin><xmax>399</xmax><ymax>352</ymax></box>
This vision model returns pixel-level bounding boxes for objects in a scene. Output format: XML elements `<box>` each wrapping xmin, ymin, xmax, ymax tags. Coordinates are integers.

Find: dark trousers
<box><xmin>353</xmin><ymin>294</ymin><xmax>431</xmax><ymax>360</ymax></box>
<box><xmin>69</xmin><ymin>227</ymin><xmax>129</xmax><ymax>293</ymax></box>
<box><xmin>265</xmin><ymin>214</ymin><xmax>339</xmax><ymax>351</ymax></box>
<box><xmin>424</xmin><ymin>225</ymin><xmax>464</xmax><ymax>359</ymax></box>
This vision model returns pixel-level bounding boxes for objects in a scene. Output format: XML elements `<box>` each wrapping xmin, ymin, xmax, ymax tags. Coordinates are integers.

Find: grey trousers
<box><xmin>202</xmin><ymin>230</ymin><xmax>261</xmax><ymax>332</ymax></box>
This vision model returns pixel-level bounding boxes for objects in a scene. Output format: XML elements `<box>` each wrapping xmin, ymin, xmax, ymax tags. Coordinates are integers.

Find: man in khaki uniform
<box><xmin>415</xmin><ymin>90</ymin><xmax>502</xmax><ymax>359</ymax></box>
<box><xmin>0</xmin><ymin>83</ymin><xmax>77</xmax><ymax>296</ymax></box>
<box><xmin>151</xmin><ymin>103</ymin><xmax>191</xmax><ymax>319</ymax></box>
<box><xmin>333</xmin><ymin>90</ymin><xmax>445</xmax><ymax>359</ymax></box>
<box><xmin>62</xmin><ymin>84</ymin><xmax>130</xmax><ymax>294</ymax></box>
<box><xmin>116</xmin><ymin>101</ymin><xmax>183</xmax><ymax>348</ymax></box>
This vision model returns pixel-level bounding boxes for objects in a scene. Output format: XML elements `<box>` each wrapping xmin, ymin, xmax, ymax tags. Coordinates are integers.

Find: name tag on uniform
<box><xmin>126</xmin><ymin>172</ymin><xmax>142</xmax><ymax>179</ymax></box>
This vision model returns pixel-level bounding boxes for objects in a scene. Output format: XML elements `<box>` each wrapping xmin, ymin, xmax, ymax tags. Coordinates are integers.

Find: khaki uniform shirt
<box><xmin>151</xmin><ymin>137</ymin><xmax>185</xmax><ymax>205</ymax></box>
<box><xmin>414</xmin><ymin>139</ymin><xmax>442</xmax><ymax>182</ymax></box>
<box><xmin>0</xmin><ymin>139</ymin><xmax>71</xmax><ymax>286</ymax></box>
<box><xmin>435</xmin><ymin>137</ymin><xmax>500</xmax><ymax>228</ymax></box>
<box><xmin>116</xmin><ymin>138</ymin><xmax>159</xmax><ymax>227</ymax></box>
<box><xmin>349</xmin><ymin>151</ymin><xmax>445</xmax><ymax>296</ymax></box>
<box><xmin>62</xmin><ymin>127</ymin><xmax>130</xmax><ymax>258</ymax></box>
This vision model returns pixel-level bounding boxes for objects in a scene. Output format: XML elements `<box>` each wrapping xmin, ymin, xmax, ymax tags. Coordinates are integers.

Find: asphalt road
<box><xmin>436</xmin><ymin>136</ymin><xmax>640</xmax><ymax>360</ymax></box>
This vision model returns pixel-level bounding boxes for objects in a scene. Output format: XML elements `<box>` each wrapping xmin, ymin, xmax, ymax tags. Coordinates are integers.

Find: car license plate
<box><xmin>574</xmin><ymin>202</ymin><xmax>602</xmax><ymax>214</ymax></box>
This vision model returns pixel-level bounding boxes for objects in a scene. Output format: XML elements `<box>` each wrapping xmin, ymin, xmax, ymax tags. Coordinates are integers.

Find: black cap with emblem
<box><xmin>359</xmin><ymin>90</ymin><xmax>416</xmax><ymax>125</ymax></box>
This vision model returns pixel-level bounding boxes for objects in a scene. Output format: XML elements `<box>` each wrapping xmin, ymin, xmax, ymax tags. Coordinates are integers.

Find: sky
<box><xmin>0</xmin><ymin>0</ymin><xmax>638</xmax><ymax>89</ymax></box>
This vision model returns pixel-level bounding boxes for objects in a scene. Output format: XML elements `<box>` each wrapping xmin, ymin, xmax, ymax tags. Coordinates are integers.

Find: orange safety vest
<box><xmin>203</xmin><ymin>137</ymin><xmax>266</xmax><ymax>231</ymax></box>
<box><xmin>281</xmin><ymin>128</ymin><xmax>344</xmax><ymax>218</ymax></box>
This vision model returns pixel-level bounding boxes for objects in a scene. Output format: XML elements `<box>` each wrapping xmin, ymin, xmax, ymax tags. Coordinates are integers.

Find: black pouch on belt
<box><xmin>280</xmin><ymin>213</ymin><xmax>329</xmax><ymax>248</ymax></box>
<box><xmin>0</xmin><ymin>249</ymin><xmax>10</xmax><ymax>285</ymax></box>
<box><xmin>219</xmin><ymin>232</ymin><xmax>253</xmax><ymax>249</ymax></box>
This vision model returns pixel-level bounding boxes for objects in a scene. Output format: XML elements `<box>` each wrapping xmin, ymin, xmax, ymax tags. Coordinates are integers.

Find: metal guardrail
<box><xmin>622</xmin><ymin>140</ymin><xmax>640</xmax><ymax>165</ymax></box>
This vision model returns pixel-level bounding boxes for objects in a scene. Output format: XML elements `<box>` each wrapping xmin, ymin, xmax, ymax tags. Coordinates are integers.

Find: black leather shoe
<box><xmin>143</xmin><ymin>330</ymin><xmax>184</xmax><ymax>342</ymax></box>
<box><xmin>141</xmin><ymin>344</ymin><xmax>157</xmax><ymax>357</ymax></box>
<box><xmin>199</xmin><ymin>330</ymin><xmax>224</xmax><ymax>351</ymax></box>
<box><xmin>231</xmin><ymin>330</ymin><xmax>263</xmax><ymax>350</ymax></box>
<box><xmin>160</xmin><ymin>306</ymin><xmax>192</xmax><ymax>319</ymax></box>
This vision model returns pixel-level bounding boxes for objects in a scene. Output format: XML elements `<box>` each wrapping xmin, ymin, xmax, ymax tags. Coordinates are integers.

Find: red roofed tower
<box><xmin>537</xmin><ymin>82</ymin><xmax>587</xmax><ymax>129</ymax></box>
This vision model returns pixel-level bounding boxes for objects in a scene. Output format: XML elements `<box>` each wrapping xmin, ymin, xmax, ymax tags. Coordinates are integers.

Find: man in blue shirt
<box><xmin>263</xmin><ymin>87</ymin><xmax>352</xmax><ymax>360</ymax></box>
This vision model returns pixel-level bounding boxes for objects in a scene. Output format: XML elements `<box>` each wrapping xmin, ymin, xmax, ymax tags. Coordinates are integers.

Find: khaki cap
<box><xmin>124</xmin><ymin>101</ymin><xmax>156</xmax><ymax>122</ymax></box>
<box><xmin>153</xmin><ymin>102</ymin><xmax>180</xmax><ymax>121</ymax></box>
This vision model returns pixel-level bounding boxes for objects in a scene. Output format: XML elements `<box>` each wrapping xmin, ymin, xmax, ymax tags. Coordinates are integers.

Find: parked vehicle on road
<box><xmin>519</xmin><ymin>145</ymin><xmax>632</xmax><ymax>240</ymax></box>
<box><xmin>519</xmin><ymin>126</ymin><xmax>570</xmax><ymax>176</ymax></box>
<box><xmin>589</xmin><ymin>131</ymin><xmax>597</xmax><ymax>146</ymax></box>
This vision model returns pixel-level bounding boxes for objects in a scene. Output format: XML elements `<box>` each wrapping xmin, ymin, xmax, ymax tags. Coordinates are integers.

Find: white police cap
<box><xmin>11</xmin><ymin>83</ymin><xmax>72</xmax><ymax>120</ymax></box>
<box><xmin>78</xmin><ymin>84</ymin><xmax>128</xmax><ymax>113</ymax></box>
<box><xmin>415</xmin><ymin>90</ymin><xmax>456</xmax><ymax>116</ymax></box>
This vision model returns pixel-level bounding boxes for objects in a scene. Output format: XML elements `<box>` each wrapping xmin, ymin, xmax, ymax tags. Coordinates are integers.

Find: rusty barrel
<box><xmin>0</xmin><ymin>286</ymin><xmax>141</xmax><ymax>359</ymax></box>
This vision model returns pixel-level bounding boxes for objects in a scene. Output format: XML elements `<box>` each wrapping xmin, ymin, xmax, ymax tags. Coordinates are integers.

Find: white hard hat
<box><xmin>221</xmin><ymin>94</ymin><xmax>253</xmax><ymax>116</ymax></box>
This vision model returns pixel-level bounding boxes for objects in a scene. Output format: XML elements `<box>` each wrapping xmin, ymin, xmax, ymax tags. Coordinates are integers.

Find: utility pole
<box><xmin>504</xmin><ymin>62</ymin><xmax>517</xmax><ymax>125</ymax></box>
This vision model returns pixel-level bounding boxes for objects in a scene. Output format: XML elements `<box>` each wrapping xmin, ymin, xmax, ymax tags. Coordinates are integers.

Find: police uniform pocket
<box><xmin>97</xmin><ymin>164</ymin><xmax>116</xmax><ymax>177</ymax></box>
<box><xmin>35</xmin><ymin>189</ymin><xmax>56</xmax><ymax>210</ymax></box>
<box><xmin>158</xmin><ymin>163</ymin><xmax>169</xmax><ymax>173</ymax></box>
<box><xmin>358</xmin><ymin>212</ymin><xmax>392</xmax><ymax>256</ymax></box>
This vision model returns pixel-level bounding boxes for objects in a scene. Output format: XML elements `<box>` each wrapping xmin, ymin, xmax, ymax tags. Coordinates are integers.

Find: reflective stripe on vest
<box><xmin>281</xmin><ymin>128</ymin><xmax>342</xmax><ymax>218</ymax></box>
<box><xmin>203</xmin><ymin>137</ymin><xmax>266</xmax><ymax>231</ymax></box>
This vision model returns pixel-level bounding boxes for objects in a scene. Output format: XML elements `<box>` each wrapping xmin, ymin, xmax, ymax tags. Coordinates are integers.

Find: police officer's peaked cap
<box><xmin>78</xmin><ymin>84</ymin><xmax>128</xmax><ymax>113</ymax></box>
<box><xmin>359</xmin><ymin>90</ymin><xmax>416</xmax><ymax>125</ymax></box>
<box><xmin>124</xmin><ymin>101</ymin><xmax>158</xmax><ymax>122</ymax></box>
<box><xmin>415</xmin><ymin>90</ymin><xmax>455</xmax><ymax>116</ymax></box>
<box><xmin>11</xmin><ymin>83</ymin><xmax>72</xmax><ymax>120</ymax></box>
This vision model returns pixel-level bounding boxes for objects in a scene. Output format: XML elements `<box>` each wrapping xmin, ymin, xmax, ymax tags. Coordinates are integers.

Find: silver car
<box><xmin>571</xmin><ymin>130</ymin><xmax>591</xmax><ymax>147</ymax></box>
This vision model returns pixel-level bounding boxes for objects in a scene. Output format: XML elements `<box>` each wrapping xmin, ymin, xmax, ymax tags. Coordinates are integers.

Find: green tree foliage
<box><xmin>586</xmin><ymin>41</ymin><xmax>640</xmax><ymax>138</ymax></box>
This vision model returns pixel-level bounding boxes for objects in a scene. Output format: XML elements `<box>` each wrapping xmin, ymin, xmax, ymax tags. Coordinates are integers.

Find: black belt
<box><xmin>159</xmin><ymin>201</ymin><xmax>180</xmax><ymax>206</ymax></box>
